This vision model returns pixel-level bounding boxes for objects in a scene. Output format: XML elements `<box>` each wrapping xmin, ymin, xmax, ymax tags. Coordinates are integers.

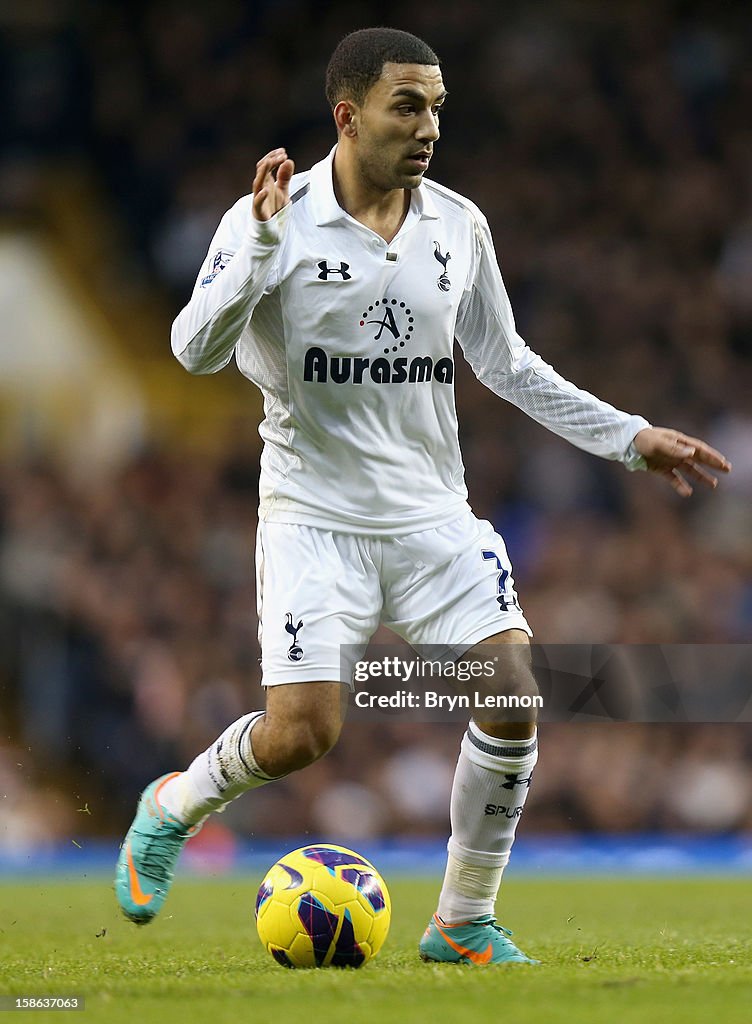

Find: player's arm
<box><xmin>171</xmin><ymin>150</ymin><xmax>295</xmax><ymax>374</ymax></box>
<box><xmin>456</xmin><ymin>215</ymin><xmax>730</xmax><ymax>495</ymax></box>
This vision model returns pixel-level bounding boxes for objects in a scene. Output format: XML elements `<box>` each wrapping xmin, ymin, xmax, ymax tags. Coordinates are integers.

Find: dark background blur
<box><xmin>1</xmin><ymin>0</ymin><xmax>750</xmax><ymax>854</ymax></box>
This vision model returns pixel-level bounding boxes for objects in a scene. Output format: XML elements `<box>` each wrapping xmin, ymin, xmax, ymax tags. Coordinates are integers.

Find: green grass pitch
<box><xmin>1</xmin><ymin>877</ymin><xmax>750</xmax><ymax>1023</ymax></box>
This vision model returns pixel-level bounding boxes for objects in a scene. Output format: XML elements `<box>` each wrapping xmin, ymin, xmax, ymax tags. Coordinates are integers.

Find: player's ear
<box><xmin>334</xmin><ymin>100</ymin><xmax>358</xmax><ymax>137</ymax></box>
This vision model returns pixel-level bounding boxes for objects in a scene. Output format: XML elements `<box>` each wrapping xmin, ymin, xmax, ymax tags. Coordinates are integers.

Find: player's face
<box><xmin>354</xmin><ymin>62</ymin><xmax>446</xmax><ymax>192</ymax></box>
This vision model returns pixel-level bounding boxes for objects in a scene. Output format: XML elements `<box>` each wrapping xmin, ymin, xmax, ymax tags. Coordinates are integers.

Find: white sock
<box><xmin>437</xmin><ymin>721</ymin><xmax>538</xmax><ymax>924</ymax></box>
<box><xmin>160</xmin><ymin>712</ymin><xmax>279</xmax><ymax>824</ymax></box>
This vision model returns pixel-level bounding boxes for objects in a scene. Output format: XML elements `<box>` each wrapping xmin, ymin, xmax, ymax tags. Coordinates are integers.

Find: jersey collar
<box><xmin>309</xmin><ymin>145</ymin><xmax>440</xmax><ymax>226</ymax></box>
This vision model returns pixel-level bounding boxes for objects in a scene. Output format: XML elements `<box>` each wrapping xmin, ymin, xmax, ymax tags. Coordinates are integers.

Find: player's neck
<box><xmin>332</xmin><ymin>148</ymin><xmax>409</xmax><ymax>243</ymax></box>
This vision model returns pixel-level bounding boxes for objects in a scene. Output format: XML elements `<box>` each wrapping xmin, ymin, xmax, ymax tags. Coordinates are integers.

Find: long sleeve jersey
<box><xmin>172</xmin><ymin>147</ymin><xmax>649</xmax><ymax>535</ymax></box>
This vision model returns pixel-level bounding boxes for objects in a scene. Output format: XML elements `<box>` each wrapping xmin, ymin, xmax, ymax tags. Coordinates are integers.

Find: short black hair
<box><xmin>325</xmin><ymin>27</ymin><xmax>439</xmax><ymax>109</ymax></box>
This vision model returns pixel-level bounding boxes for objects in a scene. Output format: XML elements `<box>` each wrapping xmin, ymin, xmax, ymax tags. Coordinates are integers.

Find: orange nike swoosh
<box><xmin>433</xmin><ymin>916</ymin><xmax>494</xmax><ymax>965</ymax></box>
<box><xmin>126</xmin><ymin>841</ymin><xmax>154</xmax><ymax>907</ymax></box>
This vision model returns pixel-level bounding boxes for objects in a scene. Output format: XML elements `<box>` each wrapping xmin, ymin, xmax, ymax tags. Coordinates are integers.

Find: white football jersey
<box><xmin>172</xmin><ymin>147</ymin><xmax>649</xmax><ymax>534</ymax></box>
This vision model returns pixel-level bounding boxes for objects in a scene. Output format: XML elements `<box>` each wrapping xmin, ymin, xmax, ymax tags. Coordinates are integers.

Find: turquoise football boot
<box><xmin>115</xmin><ymin>772</ymin><xmax>202</xmax><ymax>924</ymax></box>
<box><xmin>419</xmin><ymin>913</ymin><xmax>539</xmax><ymax>965</ymax></box>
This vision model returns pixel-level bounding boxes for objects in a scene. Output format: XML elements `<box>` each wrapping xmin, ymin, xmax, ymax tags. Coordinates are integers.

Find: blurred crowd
<box><xmin>1</xmin><ymin>437</ymin><xmax>750</xmax><ymax>846</ymax></box>
<box><xmin>1</xmin><ymin>0</ymin><xmax>751</xmax><ymax>846</ymax></box>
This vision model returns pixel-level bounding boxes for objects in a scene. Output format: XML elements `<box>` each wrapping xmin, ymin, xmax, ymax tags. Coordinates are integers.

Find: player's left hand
<box><xmin>632</xmin><ymin>427</ymin><xmax>731</xmax><ymax>497</ymax></box>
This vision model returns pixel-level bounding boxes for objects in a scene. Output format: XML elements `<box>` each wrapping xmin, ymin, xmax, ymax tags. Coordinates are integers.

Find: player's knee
<box><xmin>260</xmin><ymin>681</ymin><xmax>348</xmax><ymax>775</ymax></box>
<box><xmin>275</xmin><ymin>716</ymin><xmax>342</xmax><ymax>773</ymax></box>
<box><xmin>300</xmin><ymin>715</ymin><xmax>342</xmax><ymax>763</ymax></box>
<box><xmin>475</xmin><ymin>638</ymin><xmax>540</xmax><ymax>718</ymax></box>
<box><xmin>504</xmin><ymin>651</ymin><xmax>539</xmax><ymax>704</ymax></box>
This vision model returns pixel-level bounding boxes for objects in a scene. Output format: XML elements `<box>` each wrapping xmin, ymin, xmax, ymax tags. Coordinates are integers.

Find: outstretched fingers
<box><xmin>660</xmin><ymin>463</ymin><xmax>714</xmax><ymax>498</ymax></box>
<box><xmin>682</xmin><ymin>459</ymin><xmax>724</xmax><ymax>489</ymax></box>
<box><xmin>665</xmin><ymin>436</ymin><xmax>731</xmax><ymax>495</ymax></box>
<box><xmin>633</xmin><ymin>427</ymin><xmax>732</xmax><ymax>497</ymax></box>
<box><xmin>673</xmin><ymin>434</ymin><xmax>731</xmax><ymax>472</ymax></box>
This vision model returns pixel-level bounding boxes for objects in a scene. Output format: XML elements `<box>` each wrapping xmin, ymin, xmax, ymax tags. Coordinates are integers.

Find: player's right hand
<box><xmin>253</xmin><ymin>148</ymin><xmax>295</xmax><ymax>222</ymax></box>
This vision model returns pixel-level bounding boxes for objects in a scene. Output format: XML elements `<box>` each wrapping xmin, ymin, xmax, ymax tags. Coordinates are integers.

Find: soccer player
<box><xmin>115</xmin><ymin>28</ymin><xmax>730</xmax><ymax>963</ymax></box>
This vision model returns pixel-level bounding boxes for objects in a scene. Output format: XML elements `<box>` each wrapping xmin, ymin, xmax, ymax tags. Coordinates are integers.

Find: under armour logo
<box><xmin>433</xmin><ymin>241</ymin><xmax>451</xmax><ymax>291</ymax></box>
<box><xmin>285</xmin><ymin>613</ymin><xmax>304</xmax><ymax>662</ymax></box>
<box><xmin>317</xmin><ymin>261</ymin><xmax>351</xmax><ymax>280</ymax></box>
<box><xmin>500</xmin><ymin>771</ymin><xmax>534</xmax><ymax>791</ymax></box>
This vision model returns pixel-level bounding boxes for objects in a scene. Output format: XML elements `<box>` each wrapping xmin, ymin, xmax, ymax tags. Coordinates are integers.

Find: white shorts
<box><xmin>256</xmin><ymin>509</ymin><xmax>531</xmax><ymax>687</ymax></box>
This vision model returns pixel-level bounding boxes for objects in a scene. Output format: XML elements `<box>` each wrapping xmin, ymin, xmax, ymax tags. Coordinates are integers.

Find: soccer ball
<box><xmin>255</xmin><ymin>844</ymin><xmax>391</xmax><ymax>968</ymax></box>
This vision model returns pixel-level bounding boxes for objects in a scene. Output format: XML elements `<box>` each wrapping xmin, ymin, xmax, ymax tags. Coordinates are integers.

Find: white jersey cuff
<box><xmin>623</xmin><ymin>420</ymin><xmax>652</xmax><ymax>471</ymax></box>
<box><xmin>245</xmin><ymin>203</ymin><xmax>291</xmax><ymax>246</ymax></box>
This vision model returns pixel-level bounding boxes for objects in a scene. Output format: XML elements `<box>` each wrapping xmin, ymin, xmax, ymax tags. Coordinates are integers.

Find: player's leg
<box><xmin>383</xmin><ymin>511</ymin><xmax>539</xmax><ymax>963</ymax></box>
<box><xmin>158</xmin><ymin>679</ymin><xmax>350</xmax><ymax>824</ymax></box>
<box><xmin>115</xmin><ymin>681</ymin><xmax>348</xmax><ymax>925</ymax></box>
<box><xmin>426</xmin><ymin>628</ymin><xmax>539</xmax><ymax>962</ymax></box>
<box><xmin>115</xmin><ymin>523</ymin><xmax>380</xmax><ymax>924</ymax></box>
